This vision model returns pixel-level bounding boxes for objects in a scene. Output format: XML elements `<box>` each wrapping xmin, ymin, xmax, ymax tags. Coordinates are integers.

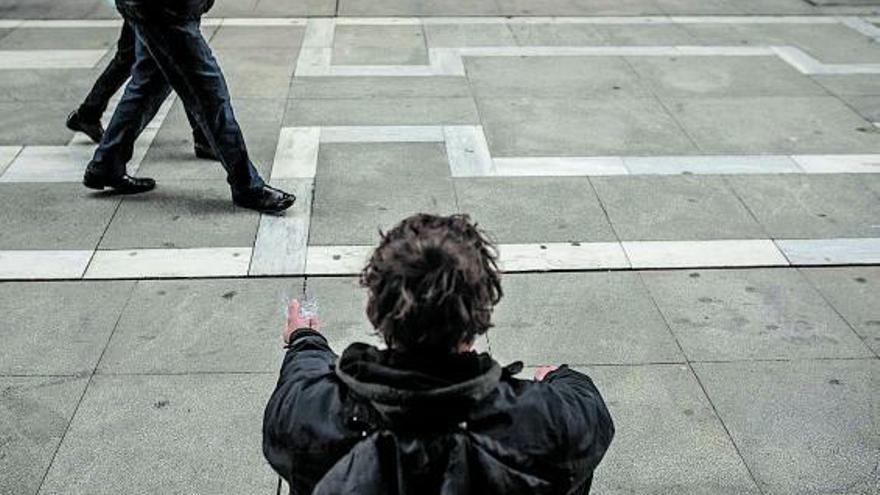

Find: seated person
<box><xmin>263</xmin><ymin>213</ymin><xmax>615</xmax><ymax>494</ymax></box>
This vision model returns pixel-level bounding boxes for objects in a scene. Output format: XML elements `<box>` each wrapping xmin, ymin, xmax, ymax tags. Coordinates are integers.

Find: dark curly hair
<box><xmin>360</xmin><ymin>214</ymin><xmax>503</xmax><ymax>354</ymax></box>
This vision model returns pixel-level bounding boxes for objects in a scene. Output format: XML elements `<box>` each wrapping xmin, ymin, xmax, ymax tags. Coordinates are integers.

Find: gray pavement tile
<box><xmin>464</xmin><ymin>56</ymin><xmax>653</xmax><ymax>99</ymax></box>
<box><xmin>333</xmin><ymin>24</ymin><xmax>428</xmax><ymax>66</ymax></box>
<box><xmin>290</xmin><ymin>76</ymin><xmax>471</xmax><ymax>99</ymax></box>
<box><xmin>0</xmin><ymin>27</ymin><xmax>118</xmax><ymax>50</ymax></box>
<box><xmin>590</xmin><ymin>175</ymin><xmax>766</xmax><ymax>241</ymax></box>
<box><xmin>209</xmin><ymin>25</ymin><xmax>304</xmax><ymax>49</ymax></box>
<box><xmin>0</xmin><ymin>69</ymin><xmax>103</xmax><ymax>103</ymax></box>
<box><xmin>683</xmin><ymin>23</ymin><xmax>880</xmax><ymax>64</ymax></box>
<box><xmin>657</xmin><ymin>0</ymin><xmax>742</xmax><ymax>14</ymax></box>
<box><xmin>496</xmin><ymin>0</ymin><xmax>665</xmax><ymax>15</ymax></box>
<box><xmin>593</xmin><ymin>23</ymin><xmax>698</xmax><ymax>46</ymax></box>
<box><xmin>477</xmin><ymin>97</ymin><xmax>698</xmax><ymax>157</ymax></box>
<box><xmin>339</xmin><ymin>0</ymin><xmax>500</xmax><ymax>16</ymax></box>
<box><xmin>727</xmin><ymin>174</ymin><xmax>880</xmax><ymax>239</ymax></box>
<box><xmin>732</xmin><ymin>0</ymin><xmax>815</xmax><ymax>14</ymax></box>
<box><xmin>584</xmin><ymin>365</ymin><xmax>760</xmax><ymax>494</ymax></box>
<box><xmin>37</xmin><ymin>374</ymin><xmax>280</xmax><ymax>495</ymax></box>
<box><xmin>0</xmin><ymin>376</ymin><xmax>89</xmax><ymax>495</ymax></box>
<box><xmin>203</xmin><ymin>0</ymin><xmax>259</xmax><ymax>17</ymax></box>
<box><xmin>508</xmin><ymin>23</ymin><xmax>607</xmax><ymax>46</ymax></box>
<box><xmin>626</xmin><ymin>56</ymin><xmax>826</xmax><ymax>98</ymax></box>
<box><xmin>490</xmin><ymin>272</ymin><xmax>684</xmax><ymax>366</ymax></box>
<box><xmin>285</xmin><ymin>97</ymin><xmax>479</xmax><ymax>126</ymax></box>
<box><xmin>0</xmin><ymin>100</ymin><xmax>79</xmax><ymax>146</ymax></box>
<box><xmin>693</xmin><ymin>360</ymin><xmax>880</xmax><ymax>495</ymax></box>
<box><xmin>309</xmin><ymin>142</ymin><xmax>458</xmax><ymax>245</ymax></box>
<box><xmin>802</xmin><ymin>267</ymin><xmax>880</xmax><ymax>355</ymax></box>
<box><xmin>424</xmin><ymin>23</ymin><xmax>516</xmax><ymax>47</ymax></box>
<box><xmin>838</xmin><ymin>94</ymin><xmax>880</xmax><ymax>123</ymax></box>
<box><xmin>213</xmin><ymin>48</ymin><xmax>296</xmax><ymax>99</ymax></box>
<box><xmin>641</xmin><ymin>269</ymin><xmax>874</xmax><ymax>361</ymax></box>
<box><xmin>98</xmin><ymin>279</ymin><xmax>300</xmax><ymax>373</ymax></box>
<box><xmin>0</xmin><ymin>281</ymin><xmax>135</xmax><ymax>374</ymax></box>
<box><xmin>97</xmin><ymin>181</ymin><xmax>260</xmax><ymax>250</ymax></box>
<box><xmin>306</xmin><ymin>277</ymin><xmax>383</xmax><ymax>351</ymax></box>
<box><xmin>666</xmin><ymin>96</ymin><xmax>880</xmax><ymax>154</ymax></box>
<box><xmin>250</xmin><ymin>0</ymin><xmax>335</xmax><ymax>16</ymax></box>
<box><xmin>454</xmin><ymin>177</ymin><xmax>618</xmax><ymax>243</ymax></box>
<box><xmin>0</xmin><ymin>183</ymin><xmax>120</xmax><ymax>250</ymax></box>
<box><xmin>139</xmin><ymin>98</ymin><xmax>281</xmax><ymax>180</ymax></box>
<box><xmin>812</xmin><ymin>75</ymin><xmax>880</xmax><ymax>96</ymax></box>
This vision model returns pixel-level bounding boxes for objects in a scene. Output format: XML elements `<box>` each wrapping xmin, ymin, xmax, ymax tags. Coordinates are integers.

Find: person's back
<box><xmin>263</xmin><ymin>214</ymin><xmax>615</xmax><ymax>494</ymax></box>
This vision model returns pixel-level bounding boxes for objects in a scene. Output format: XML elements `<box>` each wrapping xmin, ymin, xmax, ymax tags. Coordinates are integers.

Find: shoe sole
<box><xmin>235</xmin><ymin>196</ymin><xmax>296</xmax><ymax>214</ymax></box>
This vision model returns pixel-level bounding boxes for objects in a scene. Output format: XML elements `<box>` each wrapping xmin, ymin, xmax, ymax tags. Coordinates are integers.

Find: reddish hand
<box><xmin>283</xmin><ymin>298</ymin><xmax>321</xmax><ymax>345</ymax></box>
<box><xmin>534</xmin><ymin>365</ymin><xmax>559</xmax><ymax>381</ymax></box>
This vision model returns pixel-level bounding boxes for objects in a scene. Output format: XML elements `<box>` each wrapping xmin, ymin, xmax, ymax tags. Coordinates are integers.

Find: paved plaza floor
<box><xmin>1</xmin><ymin>0</ymin><xmax>879</xmax><ymax>494</ymax></box>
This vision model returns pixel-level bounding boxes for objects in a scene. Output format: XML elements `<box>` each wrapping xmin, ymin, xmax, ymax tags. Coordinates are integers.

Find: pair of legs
<box><xmin>85</xmin><ymin>11</ymin><xmax>293</xmax><ymax>212</ymax></box>
<box><xmin>70</xmin><ymin>20</ymin><xmax>210</xmax><ymax>153</ymax></box>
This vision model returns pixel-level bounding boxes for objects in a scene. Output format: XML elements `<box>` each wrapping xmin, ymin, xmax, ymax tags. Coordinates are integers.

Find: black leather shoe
<box><xmin>194</xmin><ymin>142</ymin><xmax>219</xmax><ymax>161</ymax></box>
<box><xmin>83</xmin><ymin>169</ymin><xmax>156</xmax><ymax>195</ymax></box>
<box><xmin>66</xmin><ymin>111</ymin><xmax>105</xmax><ymax>144</ymax></box>
<box><xmin>233</xmin><ymin>185</ymin><xmax>296</xmax><ymax>213</ymax></box>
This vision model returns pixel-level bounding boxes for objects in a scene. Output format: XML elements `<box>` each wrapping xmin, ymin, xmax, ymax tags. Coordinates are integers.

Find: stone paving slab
<box><xmin>0</xmin><ymin>376</ymin><xmax>89</xmax><ymax>495</ymax></box>
<box><xmin>97</xmin><ymin>181</ymin><xmax>260</xmax><ymax>250</ymax></box>
<box><xmin>0</xmin><ymin>100</ymin><xmax>78</xmax><ymax>146</ymax></box>
<box><xmin>0</xmin><ymin>281</ymin><xmax>135</xmax><ymax>374</ymax></box>
<box><xmin>309</xmin><ymin>142</ymin><xmax>457</xmax><ymax>245</ymax></box>
<box><xmin>454</xmin><ymin>177</ymin><xmax>618</xmax><ymax>243</ymax></box>
<box><xmin>477</xmin><ymin>97</ymin><xmax>698</xmax><ymax>157</ymax></box>
<box><xmin>625</xmin><ymin>56</ymin><xmax>827</xmax><ymax>98</ymax></box>
<box><xmin>0</xmin><ymin>68</ymin><xmax>103</xmax><ymax>103</ymax></box>
<box><xmin>726</xmin><ymin>174</ymin><xmax>880</xmax><ymax>239</ymax></box>
<box><xmin>210</xmin><ymin>25</ymin><xmax>304</xmax><ymax>49</ymax></box>
<box><xmin>97</xmin><ymin>279</ymin><xmax>296</xmax><ymax>374</ymax></box>
<box><xmin>333</xmin><ymin>24</ymin><xmax>428</xmax><ymax>65</ymax></box>
<box><xmin>0</xmin><ymin>26</ymin><xmax>117</xmax><ymax>50</ymax></box>
<box><xmin>0</xmin><ymin>183</ymin><xmax>120</xmax><ymax>250</ymax></box>
<box><xmin>812</xmin><ymin>74</ymin><xmax>880</xmax><ymax>96</ymax></box>
<box><xmin>36</xmin><ymin>374</ymin><xmax>279</xmax><ymax>495</ymax></box>
<box><xmin>666</xmin><ymin>96</ymin><xmax>880</xmax><ymax>154</ymax></box>
<box><xmin>490</xmin><ymin>272</ymin><xmax>685</xmax><ymax>366</ymax></box>
<box><xmin>583</xmin><ymin>364</ymin><xmax>760</xmax><ymax>494</ymax></box>
<box><xmin>213</xmin><ymin>48</ymin><xmax>297</xmax><ymax>99</ymax></box>
<box><xmin>590</xmin><ymin>175</ymin><xmax>766</xmax><ymax>241</ymax></box>
<box><xmin>641</xmin><ymin>268</ymin><xmax>874</xmax><ymax>361</ymax></box>
<box><xmin>693</xmin><ymin>359</ymin><xmax>880</xmax><ymax>495</ymax></box>
<box><xmin>803</xmin><ymin>267</ymin><xmax>880</xmax><ymax>355</ymax></box>
<box><xmin>290</xmin><ymin>76</ymin><xmax>471</xmax><ymax>99</ymax></box>
<box><xmin>285</xmin><ymin>97</ymin><xmax>480</xmax><ymax>126</ymax></box>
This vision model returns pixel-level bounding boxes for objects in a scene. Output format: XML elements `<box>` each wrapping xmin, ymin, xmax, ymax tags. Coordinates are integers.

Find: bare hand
<box><xmin>534</xmin><ymin>365</ymin><xmax>559</xmax><ymax>381</ymax></box>
<box><xmin>283</xmin><ymin>298</ymin><xmax>321</xmax><ymax>345</ymax></box>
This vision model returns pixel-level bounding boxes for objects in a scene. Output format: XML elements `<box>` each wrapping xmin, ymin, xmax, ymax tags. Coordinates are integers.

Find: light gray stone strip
<box><xmin>0</xmin><ymin>146</ymin><xmax>22</xmax><ymax>177</ymax></box>
<box><xmin>218</xmin><ymin>18</ymin><xmax>307</xmax><ymax>26</ymax></box>
<box><xmin>776</xmin><ymin>238</ymin><xmax>880</xmax><ymax>265</ymax></box>
<box><xmin>0</xmin><ymin>49</ymin><xmax>107</xmax><ymax>69</ymax></box>
<box><xmin>792</xmin><ymin>155</ymin><xmax>880</xmax><ymax>174</ymax></box>
<box><xmin>0</xmin><ymin>250</ymin><xmax>93</xmax><ymax>280</ymax></box>
<box><xmin>302</xmin><ymin>18</ymin><xmax>336</xmax><ymax>47</ymax></box>
<box><xmin>294</xmin><ymin>48</ymin><xmax>332</xmax><ymax>76</ymax></box>
<box><xmin>499</xmin><ymin>243</ymin><xmax>630</xmax><ymax>271</ymax></box>
<box><xmin>336</xmin><ymin>17</ymin><xmax>421</xmax><ymax>25</ymax></box>
<box><xmin>623</xmin><ymin>240</ymin><xmax>790</xmax><ymax>269</ymax></box>
<box><xmin>250</xmin><ymin>180</ymin><xmax>314</xmax><ymax>276</ymax></box>
<box><xmin>444</xmin><ymin>126</ymin><xmax>493</xmax><ymax>177</ymax></box>
<box><xmin>491</xmin><ymin>157</ymin><xmax>628</xmax><ymax>177</ymax></box>
<box><xmin>839</xmin><ymin>17</ymin><xmax>880</xmax><ymax>40</ymax></box>
<box><xmin>773</xmin><ymin>46</ymin><xmax>880</xmax><ymax>74</ymax></box>
<box><xmin>19</xmin><ymin>20</ymin><xmax>122</xmax><ymax>28</ymax></box>
<box><xmin>327</xmin><ymin>64</ymin><xmax>438</xmax><ymax>77</ymax></box>
<box><xmin>84</xmin><ymin>248</ymin><xmax>252</xmax><ymax>279</ymax></box>
<box><xmin>306</xmin><ymin>245</ymin><xmax>374</xmax><ymax>275</ymax></box>
<box><xmin>624</xmin><ymin>155</ymin><xmax>803</xmax><ymax>175</ymax></box>
<box><xmin>429</xmin><ymin>48</ymin><xmax>466</xmax><ymax>76</ymax></box>
<box><xmin>271</xmin><ymin>127</ymin><xmax>320</xmax><ymax>180</ymax></box>
<box><xmin>321</xmin><ymin>126</ymin><xmax>443</xmax><ymax>143</ymax></box>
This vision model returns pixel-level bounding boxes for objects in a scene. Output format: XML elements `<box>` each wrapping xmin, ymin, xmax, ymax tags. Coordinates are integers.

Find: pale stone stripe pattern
<box><xmin>623</xmin><ymin>240</ymin><xmax>790</xmax><ymax>269</ymax></box>
<box><xmin>321</xmin><ymin>126</ymin><xmax>443</xmax><ymax>143</ymax></box>
<box><xmin>623</xmin><ymin>156</ymin><xmax>803</xmax><ymax>175</ymax></box>
<box><xmin>0</xmin><ymin>251</ymin><xmax>93</xmax><ymax>280</ymax></box>
<box><xmin>0</xmin><ymin>50</ymin><xmax>107</xmax><ymax>69</ymax></box>
<box><xmin>84</xmin><ymin>248</ymin><xmax>252</xmax><ymax>279</ymax></box>
<box><xmin>271</xmin><ymin>127</ymin><xmax>320</xmax><ymax>180</ymax></box>
<box><xmin>250</xmin><ymin>180</ymin><xmax>314</xmax><ymax>276</ymax></box>
<box><xmin>444</xmin><ymin>126</ymin><xmax>493</xmax><ymax>177</ymax></box>
<box><xmin>776</xmin><ymin>239</ymin><xmax>880</xmax><ymax>265</ymax></box>
<box><xmin>792</xmin><ymin>155</ymin><xmax>880</xmax><ymax>174</ymax></box>
<box><xmin>499</xmin><ymin>243</ymin><xmax>629</xmax><ymax>272</ymax></box>
<box><xmin>305</xmin><ymin>245</ymin><xmax>374</xmax><ymax>275</ymax></box>
<box><xmin>492</xmin><ymin>157</ymin><xmax>628</xmax><ymax>177</ymax></box>
<box><xmin>0</xmin><ymin>146</ymin><xmax>22</xmax><ymax>176</ymax></box>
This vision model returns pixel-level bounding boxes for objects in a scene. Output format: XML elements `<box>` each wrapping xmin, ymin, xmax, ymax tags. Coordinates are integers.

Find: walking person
<box><xmin>66</xmin><ymin>20</ymin><xmax>218</xmax><ymax>162</ymax></box>
<box><xmin>264</xmin><ymin>214</ymin><xmax>615</xmax><ymax>494</ymax></box>
<box><xmin>83</xmin><ymin>0</ymin><xmax>295</xmax><ymax>213</ymax></box>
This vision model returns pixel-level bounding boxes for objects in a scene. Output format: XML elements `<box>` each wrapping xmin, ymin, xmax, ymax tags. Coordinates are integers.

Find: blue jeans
<box><xmin>90</xmin><ymin>15</ymin><xmax>264</xmax><ymax>194</ymax></box>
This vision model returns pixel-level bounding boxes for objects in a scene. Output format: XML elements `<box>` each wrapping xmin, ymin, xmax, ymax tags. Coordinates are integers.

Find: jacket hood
<box><xmin>335</xmin><ymin>343</ymin><xmax>503</xmax><ymax>429</ymax></box>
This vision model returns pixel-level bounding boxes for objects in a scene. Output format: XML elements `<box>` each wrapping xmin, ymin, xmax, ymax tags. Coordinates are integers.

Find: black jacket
<box><xmin>116</xmin><ymin>0</ymin><xmax>214</xmax><ymax>21</ymax></box>
<box><xmin>263</xmin><ymin>330</ymin><xmax>615</xmax><ymax>495</ymax></box>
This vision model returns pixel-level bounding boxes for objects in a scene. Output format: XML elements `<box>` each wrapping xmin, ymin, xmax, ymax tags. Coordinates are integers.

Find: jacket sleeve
<box><xmin>543</xmin><ymin>366</ymin><xmax>615</xmax><ymax>478</ymax></box>
<box><xmin>262</xmin><ymin>330</ymin><xmax>339</xmax><ymax>482</ymax></box>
